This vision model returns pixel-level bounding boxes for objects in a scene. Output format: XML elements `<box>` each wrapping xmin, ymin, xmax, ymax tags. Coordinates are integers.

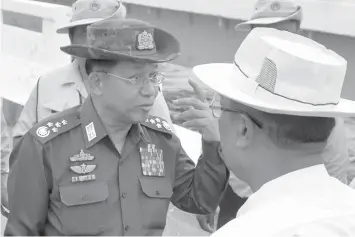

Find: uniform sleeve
<box><xmin>171</xmin><ymin>139</ymin><xmax>229</xmax><ymax>215</ymax></box>
<box><xmin>11</xmin><ymin>80</ymin><xmax>40</xmax><ymax>160</ymax></box>
<box><xmin>1</xmin><ymin>104</ymin><xmax>11</xmax><ymax>175</ymax></box>
<box><xmin>4</xmin><ymin>133</ymin><xmax>50</xmax><ymax>236</ymax></box>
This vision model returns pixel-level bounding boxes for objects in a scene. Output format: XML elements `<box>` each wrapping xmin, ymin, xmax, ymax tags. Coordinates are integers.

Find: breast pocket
<box><xmin>59</xmin><ymin>181</ymin><xmax>109</xmax><ymax>235</ymax></box>
<box><xmin>139</xmin><ymin>177</ymin><xmax>173</xmax><ymax>229</ymax></box>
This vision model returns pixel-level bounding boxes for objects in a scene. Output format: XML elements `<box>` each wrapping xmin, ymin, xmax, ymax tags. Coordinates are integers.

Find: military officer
<box><xmin>3</xmin><ymin>0</ymin><xmax>174</xmax><ymax>210</ymax></box>
<box><xmin>5</xmin><ymin>18</ymin><xmax>228</xmax><ymax>236</ymax></box>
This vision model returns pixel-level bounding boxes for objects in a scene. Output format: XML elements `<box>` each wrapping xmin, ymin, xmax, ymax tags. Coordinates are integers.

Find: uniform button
<box><xmin>156</xmin><ymin>191</ymin><xmax>160</xmax><ymax>195</ymax></box>
<box><xmin>124</xmin><ymin>225</ymin><xmax>129</xmax><ymax>231</ymax></box>
<box><xmin>121</xmin><ymin>193</ymin><xmax>127</xmax><ymax>198</ymax></box>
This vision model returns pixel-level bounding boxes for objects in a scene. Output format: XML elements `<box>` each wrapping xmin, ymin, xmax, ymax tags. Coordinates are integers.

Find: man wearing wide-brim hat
<box><xmin>235</xmin><ymin>0</ymin><xmax>302</xmax><ymax>32</ymax></box>
<box><xmin>236</xmin><ymin>0</ymin><xmax>352</xmax><ymax>189</ymax></box>
<box><xmin>193</xmin><ymin>27</ymin><xmax>355</xmax><ymax>236</ymax></box>
<box><xmin>194</xmin><ymin>0</ymin><xmax>350</xmax><ymax>232</ymax></box>
<box><xmin>5</xmin><ymin>18</ymin><xmax>229</xmax><ymax>236</ymax></box>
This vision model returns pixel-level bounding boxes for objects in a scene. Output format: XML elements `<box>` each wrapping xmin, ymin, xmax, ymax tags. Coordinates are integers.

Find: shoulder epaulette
<box><xmin>29</xmin><ymin>107</ymin><xmax>81</xmax><ymax>144</ymax></box>
<box><xmin>141</xmin><ymin>116</ymin><xmax>173</xmax><ymax>135</ymax></box>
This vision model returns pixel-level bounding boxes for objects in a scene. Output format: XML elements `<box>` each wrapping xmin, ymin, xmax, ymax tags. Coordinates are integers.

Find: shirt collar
<box><xmin>80</xmin><ymin>96</ymin><xmax>150</xmax><ymax>148</ymax></box>
<box><xmin>237</xmin><ymin>165</ymin><xmax>329</xmax><ymax>217</ymax></box>
<box><xmin>62</xmin><ymin>60</ymin><xmax>88</xmax><ymax>98</ymax></box>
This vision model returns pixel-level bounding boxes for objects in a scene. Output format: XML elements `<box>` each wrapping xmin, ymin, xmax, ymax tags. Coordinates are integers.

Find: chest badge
<box><xmin>139</xmin><ymin>144</ymin><xmax>165</xmax><ymax>177</ymax></box>
<box><xmin>70</xmin><ymin>150</ymin><xmax>96</xmax><ymax>183</ymax></box>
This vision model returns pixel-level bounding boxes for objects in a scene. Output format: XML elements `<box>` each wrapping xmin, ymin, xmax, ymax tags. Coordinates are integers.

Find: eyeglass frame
<box><xmin>209</xmin><ymin>100</ymin><xmax>263</xmax><ymax>129</ymax></box>
<box><xmin>95</xmin><ymin>71</ymin><xmax>166</xmax><ymax>87</ymax></box>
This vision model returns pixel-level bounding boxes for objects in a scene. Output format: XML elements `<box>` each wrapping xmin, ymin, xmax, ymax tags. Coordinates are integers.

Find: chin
<box><xmin>129</xmin><ymin>111</ymin><xmax>149</xmax><ymax>124</ymax></box>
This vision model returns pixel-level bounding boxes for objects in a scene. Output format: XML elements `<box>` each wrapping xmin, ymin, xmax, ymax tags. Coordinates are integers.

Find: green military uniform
<box><xmin>5</xmin><ymin>96</ymin><xmax>228</xmax><ymax>236</ymax></box>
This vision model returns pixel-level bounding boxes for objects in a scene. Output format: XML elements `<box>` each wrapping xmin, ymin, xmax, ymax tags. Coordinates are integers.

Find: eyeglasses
<box><xmin>98</xmin><ymin>71</ymin><xmax>166</xmax><ymax>87</ymax></box>
<box><xmin>209</xmin><ymin>100</ymin><xmax>263</xmax><ymax>128</ymax></box>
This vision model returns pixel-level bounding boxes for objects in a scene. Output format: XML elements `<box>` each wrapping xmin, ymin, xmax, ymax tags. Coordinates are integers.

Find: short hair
<box><xmin>261</xmin><ymin>112</ymin><xmax>335</xmax><ymax>146</ymax></box>
<box><xmin>234</xmin><ymin>102</ymin><xmax>335</xmax><ymax>146</ymax></box>
<box><xmin>85</xmin><ymin>59</ymin><xmax>119</xmax><ymax>75</ymax></box>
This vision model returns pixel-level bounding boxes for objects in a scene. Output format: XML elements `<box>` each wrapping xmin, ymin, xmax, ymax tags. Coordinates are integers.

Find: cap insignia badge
<box><xmin>137</xmin><ymin>31</ymin><xmax>155</xmax><ymax>50</ymax></box>
<box><xmin>271</xmin><ymin>2</ymin><xmax>281</xmax><ymax>11</ymax></box>
<box><xmin>90</xmin><ymin>0</ymin><xmax>100</xmax><ymax>11</ymax></box>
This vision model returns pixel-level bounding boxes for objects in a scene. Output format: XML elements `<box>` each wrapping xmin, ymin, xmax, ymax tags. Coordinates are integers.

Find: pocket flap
<box><xmin>139</xmin><ymin>177</ymin><xmax>173</xmax><ymax>199</ymax></box>
<box><xmin>60</xmin><ymin>181</ymin><xmax>109</xmax><ymax>207</ymax></box>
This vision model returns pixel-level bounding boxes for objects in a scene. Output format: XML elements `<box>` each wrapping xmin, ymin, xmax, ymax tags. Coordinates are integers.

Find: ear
<box><xmin>87</xmin><ymin>73</ymin><xmax>103</xmax><ymax>96</ymax></box>
<box><xmin>234</xmin><ymin>113</ymin><xmax>255</xmax><ymax>149</ymax></box>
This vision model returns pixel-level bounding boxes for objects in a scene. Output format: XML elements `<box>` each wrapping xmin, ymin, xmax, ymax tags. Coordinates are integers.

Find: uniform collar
<box><xmin>62</xmin><ymin>60</ymin><xmax>88</xmax><ymax>98</ymax></box>
<box><xmin>42</xmin><ymin>62</ymin><xmax>88</xmax><ymax>113</ymax></box>
<box><xmin>80</xmin><ymin>96</ymin><xmax>150</xmax><ymax>148</ymax></box>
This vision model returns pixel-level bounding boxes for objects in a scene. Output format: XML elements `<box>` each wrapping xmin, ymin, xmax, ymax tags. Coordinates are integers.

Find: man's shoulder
<box><xmin>141</xmin><ymin>115</ymin><xmax>174</xmax><ymax>136</ymax></box>
<box><xmin>40</xmin><ymin>63</ymin><xmax>75</xmax><ymax>80</ymax></box>
<box><xmin>28</xmin><ymin>106</ymin><xmax>81</xmax><ymax>144</ymax></box>
<box><xmin>38</xmin><ymin>63</ymin><xmax>78</xmax><ymax>88</ymax></box>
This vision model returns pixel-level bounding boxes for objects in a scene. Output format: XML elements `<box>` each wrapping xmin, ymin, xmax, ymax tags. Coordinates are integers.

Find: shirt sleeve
<box><xmin>170</xmin><ymin>139</ymin><xmax>229</xmax><ymax>215</ymax></box>
<box><xmin>4</xmin><ymin>133</ymin><xmax>50</xmax><ymax>236</ymax></box>
<box><xmin>11</xmin><ymin>80</ymin><xmax>40</xmax><ymax>156</ymax></box>
<box><xmin>1</xmin><ymin>104</ymin><xmax>11</xmax><ymax>175</ymax></box>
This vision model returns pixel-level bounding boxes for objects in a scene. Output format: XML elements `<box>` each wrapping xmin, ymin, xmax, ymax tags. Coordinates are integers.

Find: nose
<box><xmin>140</xmin><ymin>80</ymin><xmax>157</xmax><ymax>97</ymax></box>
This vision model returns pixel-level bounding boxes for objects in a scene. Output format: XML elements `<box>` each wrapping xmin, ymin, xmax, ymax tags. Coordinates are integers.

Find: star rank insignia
<box><xmin>55</xmin><ymin>122</ymin><xmax>61</xmax><ymax>127</ymax></box>
<box><xmin>47</xmin><ymin>122</ymin><xmax>53</xmax><ymax>127</ymax></box>
<box><xmin>52</xmin><ymin>127</ymin><xmax>58</xmax><ymax>133</ymax></box>
<box><xmin>162</xmin><ymin>121</ymin><xmax>171</xmax><ymax>131</ymax></box>
<box><xmin>144</xmin><ymin>116</ymin><xmax>172</xmax><ymax>132</ymax></box>
<box><xmin>70</xmin><ymin>150</ymin><xmax>95</xmax><ymax>162</ymax></box>
<box><xmin>139</xmin><ymin>144</ymin><xmax>165</xmax><ymax>177</ymax></box>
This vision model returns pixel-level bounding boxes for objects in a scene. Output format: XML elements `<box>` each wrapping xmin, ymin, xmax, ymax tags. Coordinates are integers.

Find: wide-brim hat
<box><xmin>193</xmin><ymin>28</ymin><xmax>355</xmax><ymax>117</ymax></box>
<box><xmin>60</xmin><ymin>18</ymin><xmax>180</xmax><ymax>63</ymax></box>
<box><xmin>57</xmin><ymin>0</ymin><xmax>127</xmax><ymax>34</ymax></box>
<box><xmin>236</xmin><ymin>0</ymin><xmax>302</xmax><ymax>31</ymax></box>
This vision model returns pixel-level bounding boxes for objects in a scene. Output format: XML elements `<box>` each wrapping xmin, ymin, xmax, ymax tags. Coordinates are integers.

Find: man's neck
<box><xmin>245</xmin><ymin>143</ymin><xmax>325</xmax><ymax>192</ymax></box>
<box><xmin>92</xmin><ymin>99</ymin><xmax>132</xmax><ymax>151</ymax></box>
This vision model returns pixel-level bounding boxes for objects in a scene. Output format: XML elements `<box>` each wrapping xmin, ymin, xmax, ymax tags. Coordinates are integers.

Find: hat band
<box><xmin>233</xmin><ymin>61</ymin><xmax>339</xmax><ymax>107</ymax></box>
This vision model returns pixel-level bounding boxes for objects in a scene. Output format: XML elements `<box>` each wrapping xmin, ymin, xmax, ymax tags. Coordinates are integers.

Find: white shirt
<box><xmin>228</xmin><ymin>172</ymin><xmax>253</xmax><ymax>198</ymax></box>
<box><xmin>212</xmin><ymin>165</ymin><xmax>355</xmax><ymax>237</ymax></box>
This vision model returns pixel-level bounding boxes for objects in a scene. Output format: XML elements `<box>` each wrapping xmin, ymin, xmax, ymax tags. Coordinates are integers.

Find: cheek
<box><xmin>219</xmin><ymin>116</ymin><xmax>231</xmax><ymax>151</ymax></box>
<box><xmin>218</xmin><ymin>115</ymin><xmax>229</xmax><ymax>140</ymax></box>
